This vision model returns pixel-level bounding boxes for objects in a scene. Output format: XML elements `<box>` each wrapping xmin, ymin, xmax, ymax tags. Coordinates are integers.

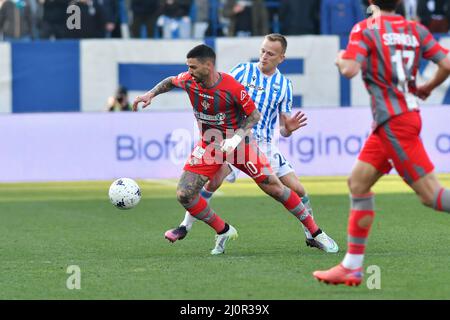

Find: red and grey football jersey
<box><xmin>172</xmin><ymin>72</ymin><xmax>256</xmax><ymax>140</ymax></box>
<box><xmin>343</xmin><ymin>15</ymin><xmax>449</xmax><ymax>127</ymax></box>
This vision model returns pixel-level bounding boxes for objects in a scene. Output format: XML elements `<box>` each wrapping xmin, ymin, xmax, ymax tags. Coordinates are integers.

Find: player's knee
<box><xmin>347</xmin><ymin>177</ymin><xmax>352</xmax><ymax>189</ymax></box>
<box><xmin>293</xmin><ymin>184</ymin><xmax>306</xmax><ymax>197</ymax></box>
<box><xmin>417</xmin><ymin>193</ymin><xmax>434</xmax><ymax>208</ymax></box>
<box><xmin>176</xmin><ymin>189</ymin><xmax>193</xmax><ymax>205</ymax></box>
<box><xmin>205</xmin><ymin>180</ymin><xmax>220</xmax><ymax>193</ymax></box>
<box><xmin>348</xmin><ymin>177</ymin><xmax>370</xmax><ymax>195</ymax></box>
<box><xmin>260</xmin><ymin>176</ymin><xmax>285</xmax><ymax>199</ymax></box>
<box><xmin>270</xmin><ymin>186</ymin><xmax>285</xmax><ymax>200</ymax></box>
<box><xmin>268</xmin><ymin>182</ymin><xmax>286</xmax><ymax>200</ymax></box>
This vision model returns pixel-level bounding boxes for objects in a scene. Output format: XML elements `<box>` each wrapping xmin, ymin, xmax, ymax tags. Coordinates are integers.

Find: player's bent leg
<box><xmin>410</xmin><ymin>172</ymin><xmax>450</xmax><ymax>213</ymax></box>
<box><xmin>279</xmin><ymin>173</ymin><xmax>306</xmax><ymax>197</ymax></box>
<box><xmin>348</xmin><ymin>160</ymin><xmax>384</xmax><ymax>195</ymax></box>
<box><xmin>315</xmin><ymin>160</ymin><xmax>381</xmax><ymax>284</ymax></box>
<box><xmin>344</xmin><ymin>161</ymin><xmax>381</xmax><ymax>268</ymax></box>
<box><xmin>173</xmin><ymin>164</ymin><xmax>233</xmax><ymax>241</ymax></box>
<box><xmin>205</xmin><ymin>163</ymin><xmax>233</xmax><ymax>192</ymax></box>
<box><xmin>166</xmin><ymin>171</ymin><xmax>209</xmax><ymax>243</ymax></box>
<box><xmin>279</xmin><ymin>172</ymin><xmax>338</xmax><ymax>252</ymax></box>
<box><xmin>256</xmin><ymin>175</ymin><xmax>339</xmax><ymax>253</ymax></box>
<box><xmin>410</xmin><ymin>172</ymin><xmax>441</xmax><ymax>207</ymax></box>
<box><xmin>166</xmin><ymin>171</ymin><xmax>230</xmax><ymax>245</ymax></box>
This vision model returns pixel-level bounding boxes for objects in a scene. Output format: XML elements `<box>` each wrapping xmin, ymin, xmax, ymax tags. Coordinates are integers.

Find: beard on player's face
<box><xmin>191</xmin><ymin>68</ymin><xmax>208</xmax><ymax>83</ymax></box>
<box><xmin>187</xmin><ymin>58</ymin><xmax>214</xmax><ymax>85</ymax></box>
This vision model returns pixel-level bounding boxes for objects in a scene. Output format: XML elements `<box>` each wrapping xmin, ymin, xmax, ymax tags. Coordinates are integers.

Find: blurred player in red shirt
<box><xmin>313</xmin><ymin>0</ymin><xmax>450</xmax><ymax>286</ymax></box>
<box><xmin>133</xmin><ymin>44</ymin><xmax>323</xmax><ymax>255</ymax></box>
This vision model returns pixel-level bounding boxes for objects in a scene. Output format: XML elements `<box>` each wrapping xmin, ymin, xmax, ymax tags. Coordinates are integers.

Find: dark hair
<box><xmin>186</xmin><ymin>44</ymin><xmax>216</xmax><ymax>64</ymax></box>
<box><xmin>372</xmin><ymin>0</ymin><xmax>400</xmax><ymax>11</ymax></box>
<box><xmin>265</xmin><ymin>33</ymin><xmax>288</xmax><ymax>54</ymax></box>
<box><xmin>115</xmin><ymin>86</ymin><xmax>128</xmax><ymax>102</ymax></box>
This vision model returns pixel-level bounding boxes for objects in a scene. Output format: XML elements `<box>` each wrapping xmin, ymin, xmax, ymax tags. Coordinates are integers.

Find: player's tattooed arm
<box><xmin>176</xmin><ymin>171</ymin><xmax>209</xmax><ymax>205</ymax></box>
<box><xmin>220</xmin><ymin>109</ymin><xmax>261</xmax><ymax>153</ymax></box>
<box><xmin>235</xmin><ymin>109</ymin><xmax>261</xmax><ymax>139</ymax></box>
<box><xmin>149</xmin><ymin>77</ymin><xmax>176</xmax><ymax>96</ymax></box>
<box><xmin>132</xmin><ymin>77</ymin><xmax>175</xmax><ymax>111</ymax></box>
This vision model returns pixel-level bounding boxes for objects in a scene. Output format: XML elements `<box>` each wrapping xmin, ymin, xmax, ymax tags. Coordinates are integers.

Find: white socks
<box><xmin>342</xmin><ymin>253</ymin><xmax>364</xmax><ymax>270</ymax></box>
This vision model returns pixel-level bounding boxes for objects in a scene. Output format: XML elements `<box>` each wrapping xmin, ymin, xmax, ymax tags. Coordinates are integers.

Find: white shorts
<box><xmin>226</xmin><ymin>140</ymin><xmax>294</xmax><ymax>182</ymax></box>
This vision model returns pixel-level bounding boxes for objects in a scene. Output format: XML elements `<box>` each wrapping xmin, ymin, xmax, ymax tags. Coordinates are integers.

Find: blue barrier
<box><xmin>2</xmin><ymin>36</ymin><xmax>450</xmax><ymax>113</ymax></box>
<box><xmin>11</xmin><ymin>40</ymin><xmax>80</xmax><ymax>113</ymax></box>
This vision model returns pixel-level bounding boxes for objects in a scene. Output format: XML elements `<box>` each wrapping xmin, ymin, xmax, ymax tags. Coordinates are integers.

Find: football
<box><xmin>109</xmin><ymin>178</ymin><xmax>141</xmax><ymax>210</ymax></box>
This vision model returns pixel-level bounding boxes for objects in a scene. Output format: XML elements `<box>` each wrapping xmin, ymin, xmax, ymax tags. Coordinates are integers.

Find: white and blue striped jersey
<box><xmin>230</xmin><ymin>62</ymin><xmax>293</xmax><ymax>143</ymax></box>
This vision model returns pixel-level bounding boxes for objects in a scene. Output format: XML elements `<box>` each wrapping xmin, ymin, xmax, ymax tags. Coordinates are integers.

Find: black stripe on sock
<box><xmin>218</xmin><ymin>223</ymin><xmax>230</xmax><ymax>235</ymax></box>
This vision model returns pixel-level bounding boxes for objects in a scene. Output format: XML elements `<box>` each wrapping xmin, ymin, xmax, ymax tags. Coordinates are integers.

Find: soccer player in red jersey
<box><xmin>313</xmin><ymin>0</ymin><xmax>450</xmax><ymax>286</ymax></box>
<box><xmin>133</xmin><ymin>44</ymin><xmax>323</xmax><ymax>255</ymax></box>
<box><xmin>167</xmin><ymin>34</ymin><xmax>339</xmax><ymax>253</ymax></box>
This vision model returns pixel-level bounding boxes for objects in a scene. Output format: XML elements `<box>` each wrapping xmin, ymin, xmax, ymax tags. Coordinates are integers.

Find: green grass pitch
<box><xmin>1</xmin><ymin>175</ymin><xmax>450</xmax><ymax>299</ymax></box>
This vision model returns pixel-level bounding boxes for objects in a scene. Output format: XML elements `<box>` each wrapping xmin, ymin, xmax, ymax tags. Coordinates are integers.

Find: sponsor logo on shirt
<box><xmin>273</xmin><ymin>83</ymin><xmax>280</xmax><ymax>92</ymax></box>
<box><xmin>352</xmin><ymin>24</ymin><xmax>361</xmax><ymax>33</ymax></box>
<box><xmin>244</xmin><ymin>83</ymin><xmax>265</xmax><ymax>91</ymax></box>
<box><xmin>194</xmin><ymin>111</ymin><xmax>226</xmax><ymax>125</ymax></box>
<box><xmin>199</xmin><ymin>93</ymin><xmax>214</xmax><ymax>100</ymax></box>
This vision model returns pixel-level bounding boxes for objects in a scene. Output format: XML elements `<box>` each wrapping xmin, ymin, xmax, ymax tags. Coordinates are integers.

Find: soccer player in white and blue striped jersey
<box><xmin>167</xmin><ymin>34</ymin><xmax>338</xmax><ymax>253</ymax></box>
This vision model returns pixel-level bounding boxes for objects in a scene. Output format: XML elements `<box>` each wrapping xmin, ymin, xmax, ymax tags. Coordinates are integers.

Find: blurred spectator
<box><xmin>130</xmin><ymin>0</ymin><xmax>160</xmax><ymax>38</ymax></box>
<box><xmin>66</xmin><ymin>0</ymin><xmax>107</xmax><ymax>38</ymax></box>
<box><xmin>106</xmin><ymin>86</ymin><xmax>132</xmax><ymax>111</ymax></box>
<box><xmin>0</xmin><ymin>0</ymin><xmax>33</xmax><ymax>40</ymax></box>
<box><xmin>279</xmin><ymin>0</ymin><xmax>320</xmax><ymax>35</ymax></box>
<box><xmin>265</xmin><ymin>0</ymin><xmax>280</xmax><ymax>33</ymax></box>
<box><xmin>400</xmin><ymin>0</ymin><xmax>419</xmax><ymax>20</ymax></box>
<box><xmin>39</xmin><ymin>0</ymin><xmax>69</xmax><ymax>39</ymax></box>
<box><xmin>223</xmin><ymin>0</ymin><xmax>269</xmax><ymax>37</ymax></box>
<box><xmin>192</xmin><ymin>0</ymin><xmax>208</xmax><ymax>38</ymax></box>
<box><xmin>157</xmin><ymin>0</ymin><xmax>192</xmax><ymax>39</ymax></box>
<box><xmin>417</xmin><ymin>0</ymin><xmax>450</xmax><ymax>32</ymax></box>
<box><xmin>101</xmin><ymin>0</ymin><xmax>120</xmax><ymax>38</ymax></box>
<box><xmin>321</xmin><ymin>0</ymin><xmax>364</xmax><ymax>36</ymax></box>
<box><xmin>28</xmin><ymin>0</ymin><xmax>40</xmax><ymax>38</ymax></box>
<box><xmin>204</xmin><ymin>0</ymin><xmax>226</xmax><ymax>37</ymax></box>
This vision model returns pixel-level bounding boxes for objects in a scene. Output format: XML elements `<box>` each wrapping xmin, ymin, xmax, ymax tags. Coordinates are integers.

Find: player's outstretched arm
<box><xmin>417</xmin><ymin>57</ymin><xmax>450</xmax><ymax>100</ymax></box>
<box><xmin>279</xmin><ymin>111</ymin><xmax>307</xmax><ymax>137</ymax></box>
<box><xmin>132</xmin><ymin>76</ymin><xmax>176</xmax><ymax>111</ymax></box>
<box><xmin>220</xmin><ymin>109</ymin><xmax>261</xmax><ymax>153</ymax></box>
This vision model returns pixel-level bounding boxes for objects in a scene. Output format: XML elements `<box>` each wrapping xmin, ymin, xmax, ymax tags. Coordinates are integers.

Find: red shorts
<box><xmin>358</xmin><ymin>111</ymin><xmax>434</xmax><ymax>185</ymax></box>
<box><xmin>183</xmin><ymin>138</ymin><xmax>273</xmax><ymax>183</ymax></box>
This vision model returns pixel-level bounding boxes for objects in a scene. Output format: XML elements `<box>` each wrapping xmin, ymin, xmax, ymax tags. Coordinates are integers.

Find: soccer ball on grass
<box><xmin>109</xmin><ymin>178</ymin><xmax>141</xmax><ymax>210</ymax></box>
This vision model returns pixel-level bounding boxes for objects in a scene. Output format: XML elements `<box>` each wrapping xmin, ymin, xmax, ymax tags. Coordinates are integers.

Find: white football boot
<box><xmin>313</xmin><ymin>231</ymin><xmax>339</xmax><ymax>253</ymax></box>
<box><xmin>211</xmin><ymin>225</ymin><xmax>238</xmax><ymax>255</ymax></box>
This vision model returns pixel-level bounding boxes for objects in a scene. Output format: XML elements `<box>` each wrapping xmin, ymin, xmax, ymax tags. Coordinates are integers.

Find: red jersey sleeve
<box><xmin>342</xmin><ymin>21</ymin><xmax>371</xmax><ymax>63</ymax></box>
<box><xmin>236</xmin><ymin>84</ymin><xmax>256</xmax><ymax>116</ymax></box>
<box><xmin>171</xmin><ymin>72</ymin><xmax>191</xmax><ymax>89</ymax></box>
<box><xmin>416</xmin><ymin>23</ymin><xmax>449</xmax><ymax>63</ymax></box>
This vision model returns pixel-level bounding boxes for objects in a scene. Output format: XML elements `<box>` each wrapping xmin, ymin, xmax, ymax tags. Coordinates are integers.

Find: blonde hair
<box><xmin>265</xmin><ymin>33</ymin><xmax>288</xmax><ymax>54</ymax></box>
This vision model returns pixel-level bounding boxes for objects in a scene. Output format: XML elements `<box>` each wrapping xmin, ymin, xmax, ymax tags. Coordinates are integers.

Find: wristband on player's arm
<box><xmin>221</xmin><ymin>135</ymin><xmax>243</xmax><ymax>152</ymax></box>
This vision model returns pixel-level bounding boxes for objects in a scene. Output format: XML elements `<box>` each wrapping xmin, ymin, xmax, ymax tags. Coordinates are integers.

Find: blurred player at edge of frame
<box><xmin>313</xmin><ymin>0</ymin><xmax>450</xmax><ymax>286</ymax></box>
